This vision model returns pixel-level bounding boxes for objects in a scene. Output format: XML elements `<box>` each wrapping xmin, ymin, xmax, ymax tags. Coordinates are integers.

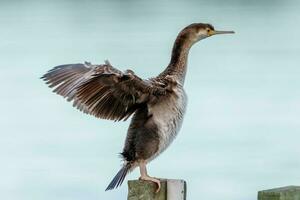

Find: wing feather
<box><xmin>41</xmin><ymin>61</ymin><xmax>167</xmax><ymax>121</ymax></box>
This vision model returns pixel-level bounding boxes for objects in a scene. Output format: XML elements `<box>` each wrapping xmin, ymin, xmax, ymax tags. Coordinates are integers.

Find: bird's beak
<box><xmin>212</xmin><ymin>30</ymin><xmax>235</xmax><ymax>35</ymax></box>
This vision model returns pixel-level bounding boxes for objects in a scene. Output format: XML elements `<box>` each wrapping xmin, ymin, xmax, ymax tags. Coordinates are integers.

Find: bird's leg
<box><xmin>138</xmin><ymin>160</ymin><xmax>161</xmax><ymax>193</ymax></box>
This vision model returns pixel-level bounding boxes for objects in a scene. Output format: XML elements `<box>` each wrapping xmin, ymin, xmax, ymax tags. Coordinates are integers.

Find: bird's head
<box><xmin>179</xmin><ymin>23</ymin><xmax>234</xmax><ymax>45</ymax></box>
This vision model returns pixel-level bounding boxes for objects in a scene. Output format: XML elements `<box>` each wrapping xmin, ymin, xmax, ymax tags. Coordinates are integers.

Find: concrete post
<box><xmin>127</xmin><ymin>179</ymin><xmax>186</xmax><ymax>200</ymax></box>
<box><xmin>258</xmin><ymin>186</ymin><xmax>300</xmax><ymax>200</ymax></box>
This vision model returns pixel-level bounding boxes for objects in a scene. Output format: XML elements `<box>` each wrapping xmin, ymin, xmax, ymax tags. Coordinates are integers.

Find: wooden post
<box><xmin>258</xmin><ymin>186</ymin><xmax>300</xmax><ymax>200</ymax></box>
<box><xmin>127</xmin><ymin>179</ymin><xmax>186</xmax><ymax>200</ymax></box>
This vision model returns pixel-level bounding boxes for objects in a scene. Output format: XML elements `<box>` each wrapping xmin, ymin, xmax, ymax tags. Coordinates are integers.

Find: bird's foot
<box><xmin>139</xmin><ymin>175</ymin><xmax>161</xmax><ymax>193</ymax></box>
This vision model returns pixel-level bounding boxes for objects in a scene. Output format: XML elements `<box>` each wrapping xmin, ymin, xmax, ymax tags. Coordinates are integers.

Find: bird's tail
<box><xmin>105</xmin><ymin>163</ymin><xmax>131</xmax><ymax>191</ymax></box>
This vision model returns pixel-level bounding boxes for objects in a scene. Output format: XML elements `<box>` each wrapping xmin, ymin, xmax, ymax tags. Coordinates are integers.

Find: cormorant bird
<box><xmin>41</xmin><ymin>23</ymin><xmax>234</xmax><ymax>192</ymax></box>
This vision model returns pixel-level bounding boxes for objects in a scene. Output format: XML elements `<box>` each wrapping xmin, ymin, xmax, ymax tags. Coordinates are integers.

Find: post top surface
<box><xmin>128</xmin><ymin>179</ymin><xmax>185</xmax><ymax>183</ymax></box>
<box><xmin>259</xmin><ymin>186</ymin><xmax>300</xmax><ymax>193</ymax></box>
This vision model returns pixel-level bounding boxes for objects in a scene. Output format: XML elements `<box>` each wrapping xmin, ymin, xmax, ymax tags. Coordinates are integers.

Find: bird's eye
<box><xmin>207</xmin><ymin>29</ymin><xmax>210</xmax><ymax>33</ymax></box>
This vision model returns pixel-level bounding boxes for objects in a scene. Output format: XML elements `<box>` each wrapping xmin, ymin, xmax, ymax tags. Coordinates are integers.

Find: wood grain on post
<box><xmin>258</xmin><ymin>186</ymin><xmax>300</xmax><ymax>200</ymax></box>
<box><xmin>128</xmin><ymin>179</ymin><xmax>186</xmax><ymax>200</ymax></box>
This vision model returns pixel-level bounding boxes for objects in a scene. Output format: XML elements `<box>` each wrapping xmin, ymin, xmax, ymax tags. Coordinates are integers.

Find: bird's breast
<box><xmin>147</xmin><ymin>86</ymin><xmax>187</xmax><ymax>160</ymax></box>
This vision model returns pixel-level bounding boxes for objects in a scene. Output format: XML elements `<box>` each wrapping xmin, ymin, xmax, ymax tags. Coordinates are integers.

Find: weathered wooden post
<box><xmin>128</xmin><ymin>179</ymin><xmax>186</xmax><ymax>200</ymax></box>
<box><xmin>258</xmin><ymin>186</ymin><xmax>300</xmax><ymax>200</ymax></box>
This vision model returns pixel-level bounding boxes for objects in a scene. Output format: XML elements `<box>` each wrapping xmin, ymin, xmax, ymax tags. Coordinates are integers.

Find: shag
<box><xmin>41</xmin><ymin>23</ymin><xmax>234</xmax><ymax>192</ymax></box>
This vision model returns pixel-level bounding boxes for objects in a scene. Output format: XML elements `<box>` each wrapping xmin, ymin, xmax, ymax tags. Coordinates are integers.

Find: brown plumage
<box><xmin>41</xmin><ymin>23</ymin><xmax>234</xmax><ymax>192</ymax></box>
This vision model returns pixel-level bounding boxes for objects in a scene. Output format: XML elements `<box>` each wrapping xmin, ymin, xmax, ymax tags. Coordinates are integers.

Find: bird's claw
<box><xmin>139</xmin><ymin>176</ymin><xmax>161</xmax><ymax>193</ymax></box>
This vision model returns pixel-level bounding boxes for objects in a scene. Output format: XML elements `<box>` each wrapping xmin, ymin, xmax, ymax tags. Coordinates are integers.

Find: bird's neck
<box><xmin>160</xmin><ymin>34</ymin><xmax>193</xmax><ymax>85</ymax></box>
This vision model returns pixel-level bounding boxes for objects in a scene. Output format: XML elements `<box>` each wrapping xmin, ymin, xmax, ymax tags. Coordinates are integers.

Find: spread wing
<box><xmin>41</xmin><ymin>61</ymin><xmax>167</xmax><ymax>121</ymax></box>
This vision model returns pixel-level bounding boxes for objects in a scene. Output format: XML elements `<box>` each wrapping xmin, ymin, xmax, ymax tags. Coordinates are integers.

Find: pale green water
<box><xmin>1</xmin><ymin>0</ymin><xmax>300</xmax><ymax>200</ymax></box>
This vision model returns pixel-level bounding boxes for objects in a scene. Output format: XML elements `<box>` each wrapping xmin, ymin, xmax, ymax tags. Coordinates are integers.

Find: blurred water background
<box><xmin>1</xmin><ymin>0</ymin><xmax>300</xmax><ymax>199</ymax></box>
